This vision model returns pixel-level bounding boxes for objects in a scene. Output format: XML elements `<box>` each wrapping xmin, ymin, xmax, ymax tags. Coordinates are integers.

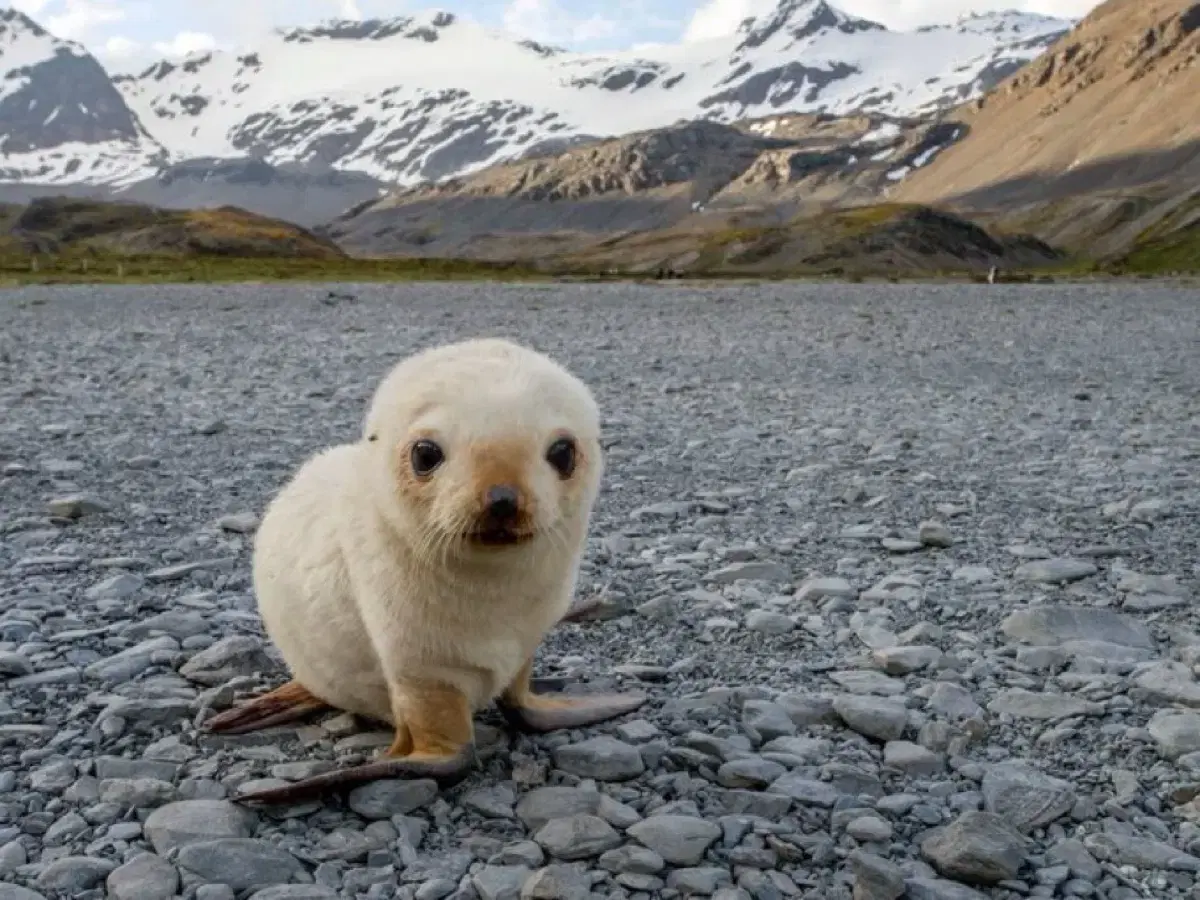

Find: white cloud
<box><xmin>502</xmin><ymin>0</ymin><xmax>618</xmax><ymax>44</ymax></box>
<box><xmin>45</xmin><ymin>0</ymin><xmax>125</xmax><ymax>39</ymax></box>
<box><xmin>682</xmin><ymin>0</ymin><xmax>773</xmax><ymax>42</ymax></box>
<box><xmin>151</xmin><ymin>29</ymin><xmax>218</xmax><ymax>58</ymax></box>
<box><xmin>683</xmin><ymin>0</ymin><xmax>1102</xmax><ymax>39</ymax></box>
<box><xmin>336</xmin><ymin>0</ymin><xmax>362</xmax><ymax>19</ymax></box>
<box><xmin>102</xmin><ymin>34</ymin><xmax>139</xmax><ymax>56</ymax></box>
<box><xmin>10</xmin><ymin>0</ymin><xmax>53</xmax><ymax>15</ymax></box>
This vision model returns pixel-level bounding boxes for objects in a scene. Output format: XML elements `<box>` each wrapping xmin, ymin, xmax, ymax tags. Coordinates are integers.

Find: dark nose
<box><xmin>485</xmin><ymin>486</ymin><xmax>520</xmax><ymax>521</ymax></box>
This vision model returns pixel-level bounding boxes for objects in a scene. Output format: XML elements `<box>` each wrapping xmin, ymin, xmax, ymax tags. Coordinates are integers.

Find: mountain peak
<box><xmin>0</xmin><ymin>4</ymin><xmax>162</xmax><ymax>184</ymax></box>
<box><xmin>1</xmin><ymin>6</ymin><xmax>47</xmax><ymax>34</ymax></box>
<box><xmin>923</xmin><ymin>8</ymin><xmax>1077</xmax><ymax>35</ymax></box>
<box><xmin>277</xmin><ymin>10</ymin><xmax>458</xmax><ymax>44</ymax></box>
<box><xmin>1</xmin><ymin>4</ymin><xmax>68</xmax><ymax>64</ymax></box>
<box><xmin>735</xmin><ymin>0</ymin><xmax>884</xmax><ymax>51</ymax></box>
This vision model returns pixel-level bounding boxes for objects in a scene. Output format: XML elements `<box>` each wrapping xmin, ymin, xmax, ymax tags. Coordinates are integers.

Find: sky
<box><xmin>8</xmin><ymin>0</ymin><xmax>1103</xmax><ymax>70</ymax></box>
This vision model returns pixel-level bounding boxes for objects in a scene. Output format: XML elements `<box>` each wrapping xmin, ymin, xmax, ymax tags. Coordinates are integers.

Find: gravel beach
<box><xmin>1</xmin><ymin>280</ymin><xmax>1198</xmax><ymax>900</ymax></box>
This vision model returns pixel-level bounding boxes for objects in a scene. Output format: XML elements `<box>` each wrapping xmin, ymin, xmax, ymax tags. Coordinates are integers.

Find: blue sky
<box><xmin>10</xmin><ymin>0</ymin><xmax>1101</xmax><ymax>70</ymax></box>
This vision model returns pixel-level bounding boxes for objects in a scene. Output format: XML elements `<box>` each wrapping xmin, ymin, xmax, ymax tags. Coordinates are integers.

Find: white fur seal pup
<box><xmin>204</xmin><ymin>337</ymin><xmax>646</xmax><ymax>805</ymax></box>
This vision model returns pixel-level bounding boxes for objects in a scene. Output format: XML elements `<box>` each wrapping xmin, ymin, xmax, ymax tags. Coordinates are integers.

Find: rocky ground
<box><xmin>0</xmin><ymin>280</ymin><xmax>1198</xmax><ymax>900</ymax></box>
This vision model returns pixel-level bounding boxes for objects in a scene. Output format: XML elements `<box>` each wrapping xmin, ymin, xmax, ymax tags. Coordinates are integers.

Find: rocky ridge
<box><xmin>0</xmin><ymin>1</ymin><xmax>1072</xmax><ymax>193</ymax></box>
<box><xmin>324</xmin><ymin>115</ymin><xmax>968</xmax><ymax>258</ymax></box>
<box><xmin>1</xmin><ymin>281</ymin><xmax>1199</xmax><ymax>900</ymax></box>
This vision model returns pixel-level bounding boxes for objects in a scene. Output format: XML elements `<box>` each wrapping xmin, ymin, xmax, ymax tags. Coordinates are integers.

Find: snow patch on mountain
<box><xmin>0</xmin><ymin>7</ymin><xmax>164</xmax><ymax>185</ymax></box>
<box><xmin>0</xmin><ymin>1</ymin><xmax>1075</xmax><ymax>190</ymax></box>
<box><xmin>111</xmin><ymin>2</ymin><xmax>1073</xmax><ymax>188</ymax></box>
<box><xmin>0</xmin><ymin>141</ymin><xmax>161</xmax><ymax>185</ymax></box>
<box><xmin>0</xmin><ymin>7</ymin><xmax>65</xmax><ymax>101</ymax></box>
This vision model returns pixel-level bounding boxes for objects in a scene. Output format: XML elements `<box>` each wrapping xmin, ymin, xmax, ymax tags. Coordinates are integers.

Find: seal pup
<box><xmin>204</xmin><ymin>337</ymin><xmax>646</xmax><ymax>805</ymax></box>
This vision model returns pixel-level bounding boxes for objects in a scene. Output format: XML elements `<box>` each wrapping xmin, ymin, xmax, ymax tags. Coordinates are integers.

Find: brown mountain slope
<box><xmin>892</xmin><ymin>0</ymin><xmax>1200</xmax><ymax>208</ymax></box>
<box><xmin>326</xmin><ymin>116</ymin><xmax>964</xmax><ymax>258</ymax></box>
<box><xmin>1</xmin><ymin>197</ymin><xmax>346</xmax><ymax>258</ymax></box>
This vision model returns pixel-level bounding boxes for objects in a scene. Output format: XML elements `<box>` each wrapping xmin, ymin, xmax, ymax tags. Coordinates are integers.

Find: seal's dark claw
<box><xmin>528</xmin><ymin>676</ymin><xmax>570</xmax><ymax>693</ymax></box>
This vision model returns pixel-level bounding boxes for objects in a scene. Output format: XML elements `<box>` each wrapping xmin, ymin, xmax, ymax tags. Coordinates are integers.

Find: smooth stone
<box><xmin>1013</xmin><ymin>559</ymin><xmax>1097</xmax><ymax>584</ymax></box>
<box><xmin>626</xmin><ymin>815</ymin><xmax>721</xmax><ymax>866</ymax></box>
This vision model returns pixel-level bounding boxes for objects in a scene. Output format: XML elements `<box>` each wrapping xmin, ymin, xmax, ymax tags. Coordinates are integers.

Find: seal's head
<box><xmin>363</xmin><ymin>337</ymin><xmax>603</xmax><ymax>562</ymax></box>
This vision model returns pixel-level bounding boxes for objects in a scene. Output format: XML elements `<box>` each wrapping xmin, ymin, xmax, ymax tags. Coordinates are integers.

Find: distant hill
<box><xmin>0</xmin><ymin>157</ymin><xmax>387</xmax><ymax>229</ymax></box>
<box><xmin>324</xmin><ymin>115</ymin><xmax>967</xmax><ymax>257</ymax></box>
<box><xmin>890</xmin><ymin>0</ymin><xmax>1200</xmax><ymax>268</ymax></box>
<box><xmin>549</xmin><ymin>203</ymin><xmax>1062</xmax><ymax>276</ymax></box>
<box><xmin>109</xmin><ymin>158</ymin><xmax>387</xmax><ymax>229</ymax></box>
<box><xmin>0</xmin><ymin>196</ymin><xmax>345</xmax><ymax>258</ymax></box>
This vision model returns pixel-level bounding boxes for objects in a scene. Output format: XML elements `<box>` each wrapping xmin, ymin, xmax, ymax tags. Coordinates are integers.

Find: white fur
<box><xmin>251</xmin><ymin>337</ymin><xmax>603</xmax><ymax>722</ymax></box>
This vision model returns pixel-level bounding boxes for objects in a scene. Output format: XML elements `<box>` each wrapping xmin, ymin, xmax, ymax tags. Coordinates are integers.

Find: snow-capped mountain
<box><xmin>0</xmin><ymin>0</ymin><xmax>1074</xmax><ymax>191</ymax></box>
<box><xmin>0</xmin><ymin>8</ymin><xmax>164</xmax><ymax>183</ymax></box>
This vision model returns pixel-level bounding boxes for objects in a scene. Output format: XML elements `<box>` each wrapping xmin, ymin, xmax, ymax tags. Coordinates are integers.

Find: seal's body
<box><xmin>205</xmin><ymin>338</ymin><xmax>644</xmax><ymax>803</ymax></box>
<box><xmin>254</xmin><ymin>437</ymin><xmax>580</xmax><ymax>723</ymax></box>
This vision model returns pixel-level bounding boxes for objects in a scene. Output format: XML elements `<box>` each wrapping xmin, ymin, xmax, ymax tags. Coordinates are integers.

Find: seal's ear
<box><xmin>367</xmin><ymin>433</ymin><xmax>378</xmax><ymax>443</ymax></box>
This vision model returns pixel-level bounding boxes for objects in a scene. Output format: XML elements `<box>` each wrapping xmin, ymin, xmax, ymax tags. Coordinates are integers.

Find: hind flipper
<box><xmin>204</xmin><ymin>680</ymin><xmax>329</xmax><ymax>735</ymax></box>
<box><xmin>231</xmin><ymin>679</ymin><xmax>477</xmax><ymax>805</ymax></box>
<box><xmin>498</xmin><ymin>658</ymin><xmax>647</xmax><ymax>734</ymax></box>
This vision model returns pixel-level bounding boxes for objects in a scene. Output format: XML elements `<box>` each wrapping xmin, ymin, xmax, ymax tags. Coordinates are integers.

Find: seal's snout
<box><xmin>484</xmin><ymin>485</ymin><xmax>521</xmax><ymax>523</ymax></box>
<box><xmin>466</xmin><ymin>482</ymin><xmax>532</xmax><ymax>547</ymax></box>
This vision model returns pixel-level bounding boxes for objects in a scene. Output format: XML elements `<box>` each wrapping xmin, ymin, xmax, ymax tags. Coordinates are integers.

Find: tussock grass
<box><xmin>0</xmin><ymin>251</ymin><xmax>544</xmax><ymax>286</ymax></box>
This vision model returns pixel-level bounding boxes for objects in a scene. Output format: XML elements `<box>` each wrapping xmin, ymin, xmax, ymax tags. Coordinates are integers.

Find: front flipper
<box><xmin>498</xmin><ymin>659</ymin><xmax>647</xmax><ymax>734</ymax></box>
<box><xmin>231</xmin><ymin>678</ymin><xmax>478</xmax><ymax>806</ymax></box>
<box><xmin>204</xmin><ymin>680</ymin><xmax>329</xmax><ymax>735</ymax></box>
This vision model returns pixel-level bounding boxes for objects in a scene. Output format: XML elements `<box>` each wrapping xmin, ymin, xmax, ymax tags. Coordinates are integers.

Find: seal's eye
<box><xmin>545</xmin><ymin>437</ymin><xmax>576</xmax><ymax>479</ymax></box>
<box><xmin>410</xmin><ymin>440</ymin><xmax>444</xmax><ymax>476</ymax></box>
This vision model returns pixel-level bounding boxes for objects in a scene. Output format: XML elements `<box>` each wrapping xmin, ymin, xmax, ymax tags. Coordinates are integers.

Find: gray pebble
<box><xmin>106</xmin><ymin>852</ymin><xmax>180</xmax><ymax>900</ymax></box>
<box><xmin>143</xmin><ymin>800</ymin><xmax>257</xmax><ymax>854</ymax></box>
<box><xmin>552</xmin><ymin>736</ymin><xmax>645</xmax><ymax>780</ymax></box>
<box><xmin>980</xmin><ymin>760</ymin><xmax>1076</xmax><ymax>833</ymax></box>
<box><xmin>1013</xmin><ymin>558</ymin><xmax>1098</xmax><ymax>584</ymax></box>
<box><xmin>174</xmin><ymin>838</ymin><xmax>307</xmax><ymax>891</ymax></box>
<box><xmin>35</xmin><ymin>856</ymin><xmax>118</xmax><ymax>894</ymax></box>
<box><xmin>849</xmin><ymin>849</ymin><xmax>905</xmax><ymax>900</ymax></box>
<box><xmin>627</xmin><ymin>815</ymin><xmax>721</xmax><ymax>865</ymax></box>
<box><xmin>348</xmin><ymin>779</ymin><xmax>439</xmax><ymax>819</ymax></box>
<box><xmin>833</xmin><ymin>695</ymin><xmax>909</xmax><ymax>741</ymax></box>
<box><xmin>921</xmin><ymin>811</ymin><xmax>1026</xmax><ymax>885</ymax></box>
<box><xmin>533</xmin><ymin>814</ymin><xmax>621</xmax><ymax>860</ymax></box>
